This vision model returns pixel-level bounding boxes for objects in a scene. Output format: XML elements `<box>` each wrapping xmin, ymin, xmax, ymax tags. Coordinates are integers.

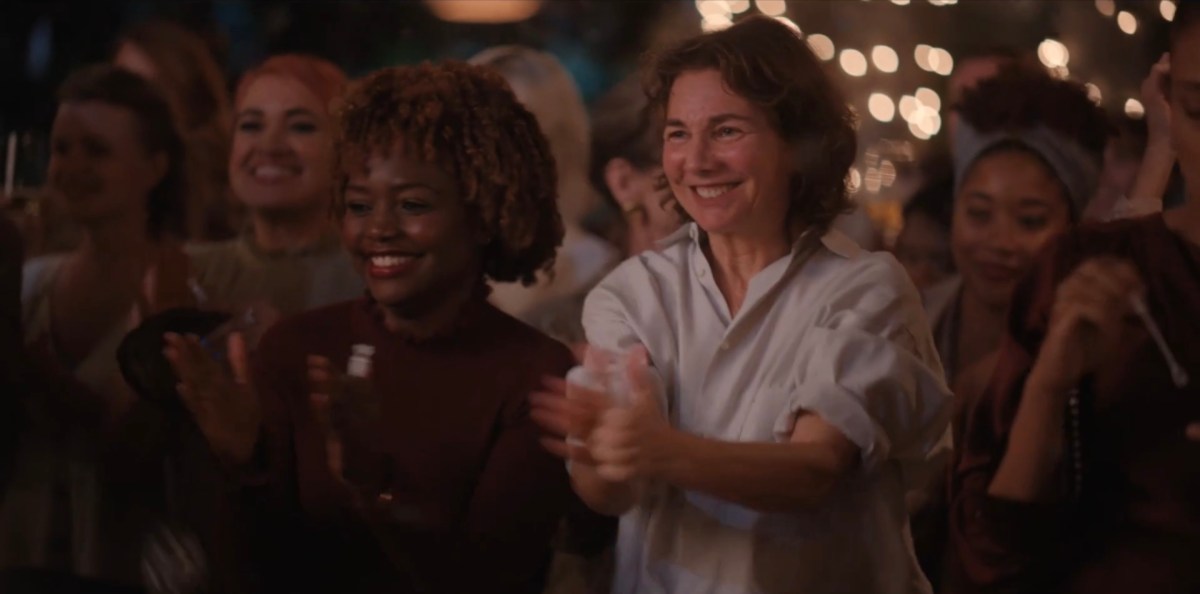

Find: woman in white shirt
<box><xmin>531</xmin><ymin>16</ymin><xmax>952</xmax><ymax>594</ymax></box>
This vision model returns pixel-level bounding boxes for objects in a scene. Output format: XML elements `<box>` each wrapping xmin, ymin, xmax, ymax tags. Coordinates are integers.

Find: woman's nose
<box><xmin>682</xmin><ymin>136</ymin><xmax>716</xmax><ymax>175</ymax></box>
<box><xmin>367</xmin><ymin>205</ymin><xmax>401</xmax><ymax>240</ymax></box>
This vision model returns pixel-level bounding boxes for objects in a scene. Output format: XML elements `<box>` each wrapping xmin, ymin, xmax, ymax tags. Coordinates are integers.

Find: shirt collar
<box><xmin>663</xmin><ymin>222</ymin><xmax>862</xmax><ymax>260</ymax></box>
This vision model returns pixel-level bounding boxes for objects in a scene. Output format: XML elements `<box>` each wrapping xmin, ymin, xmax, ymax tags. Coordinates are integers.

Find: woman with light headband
<box><xmin>950</xmin><ymin>3</ymin><xmax>1200</xmax><ymax>590</ymax></box>
<box><xmin>924</xmin><ymin>67</ymin><xmax>1108</xmax><ymax>414</ymax></box>
<box><xmin>912</xmin><ymin>67</ymin><xmax>1107</xmax><ymax>590</ymax></box>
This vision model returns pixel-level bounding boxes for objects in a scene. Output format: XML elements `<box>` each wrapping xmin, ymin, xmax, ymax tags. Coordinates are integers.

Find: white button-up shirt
<box><xmin>583</xmin><ymin>223</ymin><xmax>953</xmax><ymax>594</ymax></box>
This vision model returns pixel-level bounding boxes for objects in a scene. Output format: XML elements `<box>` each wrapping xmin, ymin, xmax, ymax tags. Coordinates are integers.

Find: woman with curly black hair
<box><xmin>950</xmin><ymin>3</ymin><xmax>1200</xmax><ymax>591</ymax></box>
<box><xmin>925</xmin><ymin>66</ymin><xmax>1109</xmax><ymax>410</ymax></box>
<box><xmin>165</xmin><ymin>61</ymin><xmax>577</xmax><ymax>593</ymax></box>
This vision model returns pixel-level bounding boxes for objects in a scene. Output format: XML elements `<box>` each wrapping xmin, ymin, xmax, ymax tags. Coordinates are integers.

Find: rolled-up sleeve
<box><xmin>783</xmin><ymin>257</ymin><xmax>953</xmax><ymax>485</ymax></box>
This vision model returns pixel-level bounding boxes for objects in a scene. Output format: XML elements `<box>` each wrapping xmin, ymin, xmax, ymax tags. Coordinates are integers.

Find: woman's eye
<box><xmin>714</xmin><ymin>126</ymin><xmax>741</xmax><ymax>138</ymax></box>
<box><xmin>665</xmin><ymin>130</ymin><xmax>687</xmax><ymax>142</ymax></box>
<box><xmin>965</xmin><ymin>208</ymin><xmax>990</xmax><ymax>224</ymax></box>
<box><xmin>399</xmin><ymin>200</ymin><xmax>430</xmax><ymax>214</ymax></box>
<box><xmin>1018</xmin><ymin>216</ymin><xmax>1048</xmax><ymax>231</ymax></box>
<box><xmin>83</xmin><ymin>139</ymin><xmax>109</xmax><ymax>157</ymax></box>
<box><xmin>236</xmin><ymin>121</ymin><xmax>262</xmax><ymax>133</ymax></box>
<box><xmin>289</xmin><ymin>121</ymin><xmax>317</xmax><ymax>134</ymax></box>
<box><xmin>345</xmin><ymin>200</ymin><xmax>371</xmax><ymax>216</ymax></box>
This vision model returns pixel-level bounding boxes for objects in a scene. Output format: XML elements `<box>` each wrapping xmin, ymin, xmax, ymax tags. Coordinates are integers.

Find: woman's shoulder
<box><xmin>592</xmin><ymin>224</ymin><xmax>696</xmax><ymax>291</ymax></box>
<box><xmin>482</xmin><ymin>303</ymin><xmax>575</xmax><ymax>368</ymax></box>
<box><xmin>21</xmin><ymin>253</ymin><xmax>68</xmax><ymax>305</ymax></box>
<box><xmin>809</xmin><ymin>229</ymin><xmax>915</xmax><ymax>292</ymax></box>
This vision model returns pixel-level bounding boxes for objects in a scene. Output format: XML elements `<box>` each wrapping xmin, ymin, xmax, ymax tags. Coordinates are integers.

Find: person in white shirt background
<box><xmin>531</xmin><ymin>16</ymin><xmax>952</xmax><ymax>594</ymax></box>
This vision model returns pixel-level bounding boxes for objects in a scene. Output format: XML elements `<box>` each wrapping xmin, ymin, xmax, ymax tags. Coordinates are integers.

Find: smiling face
<box><xmin>229</xmin><ymin>75</ymin><xmax>335</xmax><ymax>214</ymax></box>
<box><xmin>661</xmin><ymin>69</ymin><xmax>794</xmax><ymax>240</ymax></box>
<box><xmin>951</xmin><ymin>148</ymin><xmax>1072</xmax><ymax>310</ymax></box>
<box><xmin>340</xmin><ymin>142</ymin><xmax>482</xmax><ymax>316</ymax></box>
<box><xmin>48</xmin><ymin>101</ymin><xmax>165</xmax><ymax>227</ymax></box>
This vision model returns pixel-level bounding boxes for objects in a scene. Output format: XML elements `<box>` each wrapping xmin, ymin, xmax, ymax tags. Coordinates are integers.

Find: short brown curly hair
<box><xmin>334</xmin><ymin>61</ymin><xmax>563</xmax><ymax>286</ymax></box>
<box><xmin>645</xmin><ymin>15</ymin><xmax>858</xmax><ymax>236</ymax></box>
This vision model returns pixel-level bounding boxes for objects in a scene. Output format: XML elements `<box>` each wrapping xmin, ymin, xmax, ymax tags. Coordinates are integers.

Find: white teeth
<box><xmin>370</xmin><ymin>255</ymin><xmax>410</xmax><ymax>267</ymax></box>
<box><xmin>253</xmin><ymin>165</ymin><xmax>297</xmax><ymax>180</ymax></box>
<box><xmin>695</xmin><ymin>184</ymin><xmax>736</xmax><ymax>199</ymax></box>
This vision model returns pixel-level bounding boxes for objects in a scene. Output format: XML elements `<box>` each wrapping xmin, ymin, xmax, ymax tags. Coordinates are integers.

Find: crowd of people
<box><xmin>0</xmin><ymin>4</ymin><xmax>1197</xmax><ymax>594</ymax></box>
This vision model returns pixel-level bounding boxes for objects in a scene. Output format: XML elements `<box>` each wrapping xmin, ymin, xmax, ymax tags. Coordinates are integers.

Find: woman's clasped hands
<box><xmin>530</xmin><ymin>345</ymin><xmax>677</xmax><ymax>486</ymax></box>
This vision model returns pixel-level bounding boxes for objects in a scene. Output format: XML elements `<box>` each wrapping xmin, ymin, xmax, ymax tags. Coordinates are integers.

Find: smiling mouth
<box><xmin>365</xmin><ymin>253</ymin><xmax>422</xmax><ymax>278</ymax></box>
<box><xmin>693</xmin><ymin>183</ymin><xmax>739</xmax><ymax>199</ymax></box>
<box><xmin>250</xmin><ymin>164</ymin><xmax>302</xmax><ymax>182</ymax></box>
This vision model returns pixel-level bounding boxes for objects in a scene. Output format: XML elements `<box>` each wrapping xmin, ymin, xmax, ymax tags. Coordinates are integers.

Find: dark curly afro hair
<box><xmin>955</xmin><ymin>65</ymin><xmax>1110</xmax><ymax>161</ymax></box>
<box><xmin>333</xmin><ymin>61</ymin><xmax>563</xmax><ymax>287</ymax></box>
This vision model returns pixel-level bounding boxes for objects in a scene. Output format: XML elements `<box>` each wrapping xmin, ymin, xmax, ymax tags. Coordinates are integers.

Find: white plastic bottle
<box><xmin>347</xmin><ymin>344</ymin><xmax>375</xmax><ymax>379</ymax></box>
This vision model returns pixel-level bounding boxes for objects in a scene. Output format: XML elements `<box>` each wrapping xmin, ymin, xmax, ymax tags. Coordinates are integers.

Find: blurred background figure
<box><xmin>894</xmin><ymin>175</ymin><xmax>954</xmax><ymax>291</ymax></box>
<box><xmin>470</xmin><ymin>46</ymin><xmax>620</xmax><ymax>321</ymax></box>
<box><xmin>5</xmin><ymin>63</ymin><xmax>194</xmax><ymax>588</ymax></box>
<box><xmin>926</xmin><ymin>66</ymin><xmax>1107</xmax><ymax>404</ymax></box>
<box><xmin>951</xmin><ymin>5</ymin><xmax>1200</xmax><ymax>592</ymax></box>
<box><xmin>186</xmin><ymin>54</ymin><xmax>362</xmax><ymax>322</ymax></box>
<box><xmin>1088</xmin><ymin>53</ymin><xmax>1175</xmax><ymax>222</ymax></box>
<box><xmin>114</xmin><ymin>19</ymin><xmax>235</xmax><ymax>241</ymax></box>
<box><xmin>912</xmin><ymin>66</ymin><xmax>1107</xmax><ymax>592</ymax></box>
<box><xmin>587</xmin><ymin>73</ymin><xmax>683</xmax><ymax>256</ymax></box>
<box><xmin>525</xmin><ymin>73</ymin><xmax>684</xmax><ymax>347</ymax></box>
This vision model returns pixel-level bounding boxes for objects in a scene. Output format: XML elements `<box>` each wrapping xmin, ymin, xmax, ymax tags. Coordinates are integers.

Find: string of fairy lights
<box><xmin>694</xmin><ymin>0</ymin><xmax>1178</xmax><ymax>143</ymax></box>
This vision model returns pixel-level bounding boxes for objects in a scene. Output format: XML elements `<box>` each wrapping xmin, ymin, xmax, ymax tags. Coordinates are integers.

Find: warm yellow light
<box><xmin>1161</xmin><ymin>0</ymin><xmax>1177</xmax><ymax>21</ymax></box>
<box><xmin>1085</xmin><ymin>83</ymin><xmax>1102</xmax><ymax>104</ymax></box>
<box><xmin>696</xmin><ymin>0</ymin><xmax>732</xmax><ymax>18</ymax></box>
<box><xmin>880</xmin><ymin>159</ymin><xmax>897</xmax><ymax>187</ymax></box>
<box><xmin>848</xmin><ymin>167</ymin><xmax>862</xmax><ymax>193</ymax></box>
<box><xmin>840</xmin><ymin>49</ymin><xmax>869</xmax><ymax>77</ymax></box>
<box><xmin>1037</xmin><ymin>38</ymin><xmax>1070</xmax><ymax>68</ymax></box>
<box><xmin>808</xmin><ymin>34</ymin><xmax>836</xmax><ymax>61</ymax></box>
<box><xmin>899</xmin><ymin>95</ymin><xmax>919</xmax><ymax>121</ymax></box>
<box><xmin>755</xmin><ymin>0</ymin><xmax>788</xmax><ymax>16</ymax></box>
<box><xmin>915</xmin><ymin>87</ymin><xmax>941</xmax><ymax>111</ymax></box>
<box><xmin>872</xmin><ymin>45</ymin><xmax>899</xmax><ymax>73</ymax></box>
<box><xmin>868</xmin><ymin>93</ymin><xmax>896</xmax><ymax>122</ymax></box>
<box><xmin>702</xmin><ymin>14</ymin><xmax>734</xmax><ymax>31</ymax></box>
<box><xmin>891</xmin><ymin>0</ymin><xmax>911</xmax><ymax>5</ymax></box>
<box><xmin>728</xmin><ymin>0</ymin><xmax>752</xmax><ymax>13</ymax></box>
<box><xmin>865</xmin><ymin>167</ymin><xmax>882</xmax><ymax>192</ymax></box>
<box><xmin>774</xmin><ymin>16</ymin><xmax>801</xmax><ymax>34</ymax></box>
<box><xmin>1118</xmin><ymin>11</ymin><xmax>1138</xmax><ymax>34</ymax></box>
<box><xmin>914</xmin><ymin>44</ymin><xmax>933</xmax><ymax>71</ymax></box>
<box><xmin>1125</xmin><ymin>98</ymin><xmax>1146</xmax><ymax>118</ymax></box>
<box><xmin>933</xmin><ymin>48</ymin><xmax>954</xmax><ymax>75</ymax></box>
<box><xmin>1095</xmin><ymin>0</ymin><xmax>1116</xmax><ymax>17</ymax></box>
<box><xmin>426</xmin><ymin>0</ymin><xmax>542</xmax><ymax>23</ymax></box>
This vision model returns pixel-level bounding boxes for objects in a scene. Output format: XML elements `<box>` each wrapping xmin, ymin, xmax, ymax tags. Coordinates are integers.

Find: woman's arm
<box><xmin>650</xmin><ymin>413</ymin><xmax>859</xmax><ymax>511</ymax></box>
<box><xmin>1125</xmin><ymin>54</ymin><xmax>1174</xmax><ymax>208</ymax></box>
<box><xmin>987</xmin><ymin>259</ymin><xmax>1142</xmax><ymax>502</ymax></box>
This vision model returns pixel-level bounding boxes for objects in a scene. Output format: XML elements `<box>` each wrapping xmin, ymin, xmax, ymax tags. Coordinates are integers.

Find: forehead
<box><xmin>961</xmin><ymin>150</ymin><xmax>1067</xmax><ymax>203</ymax></box>
<box><xmin>348</xmin><ymin>139</ymin><xmax>448</xmax><ymax>180</ymax></box>
<box><xmin>666</xmin><ymin>69</ymin><xmax>763</xmax><ymax>122</ymax></box>
<box><xmin>238</xmin><ymin>74</ymin><xmax>324</xmax><ymax>113</ymax></box>
<box><xmin>55</xmin><ymin>101</ymin><xmax>141</xmax><ymax>142</ymax></box>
